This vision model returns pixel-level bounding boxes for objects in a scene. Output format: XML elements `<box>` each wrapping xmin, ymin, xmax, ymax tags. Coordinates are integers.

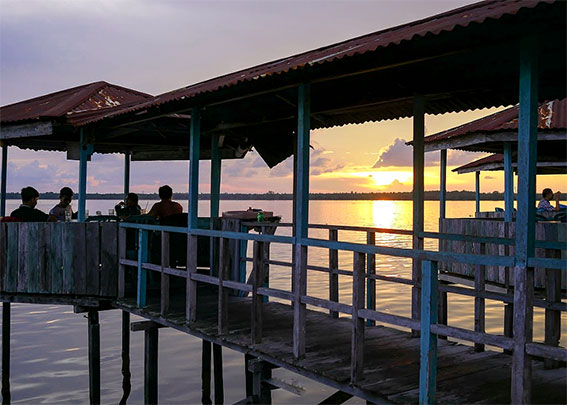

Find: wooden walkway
<box><xmin>117</xmin><ymin>291</ymin><xmax>566</xmax><ymax>404</ymax></box>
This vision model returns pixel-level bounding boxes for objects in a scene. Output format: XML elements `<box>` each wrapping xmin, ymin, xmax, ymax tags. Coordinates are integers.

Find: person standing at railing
<box><xmin>115</xmin><ymin>192</ymin><xmax>142</xmax><ymax>219</ymax></box>
<box><xmin>10</xmin><ymin>186</ymin><xmax>56</xmax><ymax>222</ymax></box>
<box><xmin>147</xmin><ymin>185</ymin><xmax>183</xmax><ymax>220</ymax></box>
<box><xmin>537</xmin><ymin>188</ymin><xmax>562</xmax><ymax>211</ymax></box>
<box><xmin>49</xmin><ymin>187</ymin><xmax>75</xmax><ymax>222</ymax></box>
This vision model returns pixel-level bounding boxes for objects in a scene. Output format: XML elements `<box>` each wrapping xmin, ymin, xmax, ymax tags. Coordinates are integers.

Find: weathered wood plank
<box><xmin>85</xmin><ymin>222</ymin><xmax>100</xmax><ymax>296</ymax></box>
<box><xmin>37</xmin><ymin>223</ymin><xmax>51</xmax><ymax>293</ymax></box>
<box><xmin>5</xmin><ymin>224</ymin><xmax>19</xmax><ymax>292</ymax></box>
<box><xmin>24</xmin><ymin>222</ymin><xmax>39</xmax><ymax>293</ymax></box>
<box><xmin>50</xmin><ymin>222</ymin><xmax>64</xmax><ymax>294</ymax></box>
<box><xmin>118</xmin><ymin>227</ymin><xmax>127</xmax><ymax>298</ymax></box>
<box><xmin>0</xmin><ymin>224</ymin><xmax>5</xmax><ymax>292</ymax></box>
<box><xmin>17</xmin><ymin>223</ymin><xmax>30</xmax><ymax>292</ymax></box>
<box><xmin>293</xmin><ymin>244</ymin><xmax>307</xmax><ymax>358</ymax></box>
<box><xmin>186</xmin><ymin>235</ymin><xmax>198</xmax><ymax>322</ymax></box>
<box><xmin>474</xmin><ymin>242</ymin><xmax>486</xmax><ymax>352</ymax></box>
<box><xmin>88</xmin><ymin>311</ymin><xmax>101</xmax><ymax>404</ymax></box>
<box><xmin>100</xmin><ymin>223</ymin><xmax>118</xmax><ymax>297</ymax></box>
<box><xmin>252</xmin><ymin>241</ymin><xmax>265</xmax><ymax>345</ymax></box>
<box><xmin>161</xmin><ymin>232</ymin><xmax>170</xmax><ymax>317</ymax></box>
<box><xmin>61</xmin><ymin>223</ymin><xmax>76</xmax><ymax>294</ymax></box>
<box><xmin>73</xmin><ymin>223</ymin><xmax>87</xmax><ymax>295</ymax></box>
<box><xmin>420</xmin><ymin>260</ymin><xmax>438</xmax><ymax>404</ymax></box>
<box><xmin>366</xmin><ymin>232</ymin><xmax>376</xmax><ymax>327</ymax></box>
<box><xmin>351</xmin><ymin>251</ymin><xmax>365</xmax><ymax>383</ymax></box>
<box><xmin>328</xmin><ymin>229</ymin><xmax>339</xmax><ymax>318</ymax></box>
<box><xmin>218</xmin><ymin>236</ymin><xmax>228</xmax><ymax>335</ymax></box>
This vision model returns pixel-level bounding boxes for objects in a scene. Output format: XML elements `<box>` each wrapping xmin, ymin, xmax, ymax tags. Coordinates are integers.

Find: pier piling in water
<box><xmin>202</xmin><ymin>340</ymin><xmax>212</xmax><ymax>405</ymax></box>
<box><xmin>119</xmin><ymin>311</ymin><xmax>131</xmax><ymax>404</ymax></box>
<box><xmin>2</xmin><ymin>302</ymin><xmax>10</xmax><ymax>405</ymax></box>
<box><xmin>213</xmin><ymin>343</ymin><xmax>224</xmax><ymax>404</ymax></box>
<box><xmin>144</xmin><ymin>325</ymin><xmax>159</xmax><ymax>404</ymax></box>
<box><xmin>87</xmin><ymin>310</ymin><xmax>100</xmax><ymax>405</ymax></box>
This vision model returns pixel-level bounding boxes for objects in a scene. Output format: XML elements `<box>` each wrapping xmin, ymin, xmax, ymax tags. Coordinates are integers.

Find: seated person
<box><xmin>115</xmin><ymin>192</ymin><xmax>142</xmax><ymax>219</ymax></box>
<box><xmin>148</xmin><ymin>185</ymin><xmax>182</xmax><ymax>220</ymax></box>
<box><xmin>537</xmin><ymin>188</ymin><xmax>561</xmax><ymax>212</ymax></box>
<box><xmin>10</xmin><ymin>186</ymin><xmax>56</xmax><ymax>222</ymax></box>
<box><xmin>49</xmin><ymin>187</ymin><xmax>74</xmax><ymax>221</ymax></box>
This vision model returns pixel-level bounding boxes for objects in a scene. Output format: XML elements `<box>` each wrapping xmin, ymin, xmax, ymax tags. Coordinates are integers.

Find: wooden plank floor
<box><xmin>117</xmin><ymin>289</ymin><xmax>566</xmax><ymax>404</ymax></box>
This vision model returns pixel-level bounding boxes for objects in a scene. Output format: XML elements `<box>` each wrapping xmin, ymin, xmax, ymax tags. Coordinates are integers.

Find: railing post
<box><xmin>329</xmin><ymin>229</ymin><xmax>339</xmax><ymax>318</ymax></box>
<box><xmin>161</xmin><ymin>231</ymin><xmax>170</xmax><ymax>317</ymax></box>
<box><xmin>2</xmin><ymin>302</ymin><xmax>11</xmax><ymax>404</ymax></box>
<box><xmin>439</xmin><ymin>149</ymin><xmax>447</xmax><ymax>220</ymax></box>
<box><xmin>0</xmin><ymin>144</ymin><xmax>7</xmax><ymax>217</ymax></box>
<box><xmin>144</xmin><ymin>326</ymin><xmax>158</xmax><ymax>405</ymax></box>
<box><xmin>511</xmin><ymin>34</ymin><xmax>539</xmax><ymax>405</ymax></box>
<box><xmin>118</xmin><ymin>227</ymin><xmax>127</xmax><ymax>299</ymax></box>
<box><xmin>123</xmin><ymin>151</ymin><xmax>130</xmax><ymax>195</ymax></box>
<box><xmin>412</xmin><ymin>95</ymin><xmax>425</xmax><ymax>334</ymax></box>
<box><xmin>137</xmin><ymin>229</ymin><xmax>148</xmax><ymax>307</ymax></box>
<box><xmin>475</xmin><ymin>171</ymin><xmax>481</xmax><ymax>214</ymax></box>
<box><xmin>504</xmin><ymin>142</ymin><xmax>514</xmax><ymax>222</ymax></box>
<box><xmin>366</xmin><ymin>232</ymin><xmax>376</xmax><ymax>326</ymax></box>
<box><xmin>474</xmin><ymin>242</ymin><xmax>486</xmax><ymax>352</ymax></box>
<box><xmin>351</xmin><ymin>251</ymin><xmax>365</xmax><ymax>383</ymax></box>
<box><xmin>186</xmin><ymin>106</ymin><xmax>200</xmax><ymax>323</ymax></box>
<box><xmin>218</xmin><ymin>237</ymin><xmax>228</xmax><ymax>335</ymax></box>
<box><xmin>419</xmin><ymin>260</ymin><xmax>438</xmax><ymax>405</ymax></box>
<box><xmin>293</xmin><ymin>244</ymin><xmax>307</xmax><ymax>358</ymax></box>
<box><xmin>252</xmin><ymin>241</ymin><xmax>265</xmax><ymax>345</ymax></box>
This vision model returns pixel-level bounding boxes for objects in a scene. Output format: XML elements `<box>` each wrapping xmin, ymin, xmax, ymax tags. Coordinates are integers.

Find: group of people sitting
<box><xmin>7</xmin><ymin>184</ymin><xmax>183</xmax><ymax>223</ymax></box>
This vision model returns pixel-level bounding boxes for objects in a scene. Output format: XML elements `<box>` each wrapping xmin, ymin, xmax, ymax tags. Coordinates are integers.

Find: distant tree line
<box><xmin>6</xmin><ymin>190</ymin><xmax>563</xmax><ymax>201</ymax></box>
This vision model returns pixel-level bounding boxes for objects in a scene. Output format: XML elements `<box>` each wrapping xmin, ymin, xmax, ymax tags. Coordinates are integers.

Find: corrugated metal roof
<box><xmin>73</xmin><ymin>0</ymin><xmax>556</xmax><ymax>127</ymax></box>
<box><xmin>425</xmin><ymin>98</ymin><xmax>566</xmax><ymax>144</ymax></box>
<box><xmin>454</xmin><ymin>153</ymin><xmax>567</xmax><ymax>174</ymax></box>
<box><xmin>453</xmin><ymin>153</ymin><xmax>504</xmax><ymax>172</ymax></box>
<box><xmin>0</xmin><ymin>81</ymin><xmax>152</xmax><ymax>124</ymax></box>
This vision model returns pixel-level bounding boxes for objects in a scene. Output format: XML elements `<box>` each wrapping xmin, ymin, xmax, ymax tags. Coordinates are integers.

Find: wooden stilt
<box><xmin>544</xmin><ymin>268</ymin><xmax>560</xmax><ymax>369</ymax></box>
<box><xmin>144</xmin><ymin>326</ymin><xmax>158</xmax><ymax>405</ymax></box>
<box><xmin>328</xmin><ymin>229</ymin><xmax>339</xmax><ymax>319</ymax></box>
<box><xmin>88</xmin><ymin>311</ymin><xmax>100</xmax><ymax>405</ymax></box>
<box><xmin>366</xmin><ymin>232</ymin><xmax>376</xmax><ymax>327</ymax></box>
<box><xmin>202</xmin><ymin>340</ymin><xmax>212</xmax><ymax>405</ymax></box>
<box><xmin>437</xmin><ymin>282</ymin><xmax>448</xmax><ymax>340</ymax></box>
<box><xmin>119</xmin><ymin>311</ymin><xmax>131</xmax><ymax>405</ymax></box>
<box><xmin>250</xmin><ymin>359</ymin><xmax>272</xmax><ymax>404</ymax></box>
<box><xmin>213</xmin><ymin>343</ymin><xmax>224</xmax><ymax>405</ymax></box>
<box><xmin>2</xmin><ymin>302</ymin><xmax>10</xmax><ymax>405</ymax></box>
<box><xmin>474</xmin><ymin>243</ymin><xmax>486</xmax><ymax>352</ymax></box>
<box><xmin>504</xmin><ymin>303</ymin><xmax>514</xmax><ymax>355</ymax></box>
<box><xmin>244</xmin><ymin>354</ymin><xmax>253</xmax><ymax>399</ymax></box>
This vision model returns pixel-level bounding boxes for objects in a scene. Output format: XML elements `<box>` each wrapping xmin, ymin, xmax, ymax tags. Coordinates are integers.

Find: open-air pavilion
<box><xmin>0</xmin><ymin>1</ymin><xmax>566</xmax><ymax>404</ymax></box>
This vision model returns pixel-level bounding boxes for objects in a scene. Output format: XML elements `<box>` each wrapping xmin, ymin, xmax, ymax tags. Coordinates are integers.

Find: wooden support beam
<box><xmin>119</xmin><ymin>311</ymin><xmax>131</xmax><ymax>405</ymax></box>
<box><xmin>412</xmin><ymin>95</ymin><xmax>425</xmax><ymax>334</ymax></box>
<box><xmin>244</xmin><ymin>354</ymin><xmax>254</xmax><ymax>399</ymax></box>
<box><xmin>202</xmin><ymin>340</ymin><xmax>212</xmax><ymax>405</ymax></box>
<box><xmin>544</xmin><ymin>268</ymin><xmax>561</xmax><ymax>369</ymax></box>
<box><xmin>252</xmin><ymin>241</ymin><xmax>265</xmax><ymax>345</ymax></box>
<box><xmin>437</xmin><ymin>281</ymin><xmax>448</xmax><ymax>340</ymax></box>
<box><xmin>218</xmin><ymin>236</ymin><xmax>229</xmax><ymax>335</ymax></box>
<box><xmin>137</xmin><ymin>230</ymin><xmax>149</xmax><ymax>307</ymax></box>
<box><xmin>123</xmin><ymin>152</ymin><xmax>130</xmax><ymax>195</ymax></box>
<box><xmin>78</xmin><ymin>129</ymin><xmax>93</xmax><ymax>223</ymax></box>
<box><xmin>439</xmin><ymin>149</ymin><xmax>447</xmax><ymax>219</ymax></box>
<box><xmin>187</xmin><ymin>235</ymin><xmax>198</xmax><ymax>323</ymax></box>
<box><xmin>118</xmin><ymin>227</ymin><xmax>127</xmax><ymax>299</ymax></box>
<box><xmin>87</xmin><ymin>311</ymin><xmax>100</xmax><ymax>405</ymax></box>
<box><xmin>213</xmin><ymin>344</ymin><xmax>224</xmax><ymax>405</ymax></box>
<box><xmin>366</xmin><ymin>232</ymin><xmax>376</xmax><ymax>327</ymax></box>
<box><xmin>161</xmin><ymin>232</ymin><xmax>170</xmax><ymax>317</ymax></box>
<box><xmin>503</xmin><ymin>143</ymin><xmax>514</xmax><ymax>222</ymax></box>
<box><xmin>351</xmin><ymin>251</ymin><xmax>365</xmax><ymax>383</ymax></box>
<box><xmin>249</xmin><ymin>359</ymin><xmax>272</xmax><ymax>404</ymax></box>
<box><xmin>210</xmin><ymin>134</ymin><xmax>221</xmax><ymax>277</ymax></box>
<box><xmin>2</xmin><ymin>302</ymin><xmax>11</xmax><ymax>404</ymax></box>
<box><xmin>474</xmin><ymin>243</ymin><xmax>486</xmax><ymax>352</ymax></box>
<box><xmin>419</xmin><ymin>260</ymin><xmax>438</xmax><ymax>405</ymax></box>
<box><xmin>131</xmin><ymin>321</ymin><xmax>167</xmax><ymax>332</ymax></box>
<box><xmin>475</xmin><ymin>171</ymin><xmax>480</xmax><ymax>214</ymax></box>
<box><xmin>293</xmin><ymin>244</ymin><xmax>307</xmax><ymax>359</ymax></box>
<box><xmin>318</xmin><ymin>391</ymin><xmax>353</xmax><ymax>405</ymax></box>
<box><xmin>328</xmin><ymin>229</ymin><xmax>339</xmax><ymax>319</ymax></box>
<box><xmin>144</xmin><ymin>326</ymin><xmax>158</xmax><ymax>405</ymax></box>
<box><xmin>511</xmin><ymin>34</ymin><xmax>539</xmax><ymax>405</ymax></box>
<box><xmin>0</xmin><ymin>144</ymin><xmax>7</xmax><ymax>217</ymax></box>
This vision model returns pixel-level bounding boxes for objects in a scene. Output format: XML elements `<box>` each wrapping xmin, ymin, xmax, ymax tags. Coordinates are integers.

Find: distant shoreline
<box><xmin>4</xmin><ymin>191</ymin><xmax>553</xmax><ymax>201</ymax></box>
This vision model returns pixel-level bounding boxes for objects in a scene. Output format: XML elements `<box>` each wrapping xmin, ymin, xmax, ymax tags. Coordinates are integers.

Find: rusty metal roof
<box><xmin>0</xmin><ymin>81</ymin><xmax>152</xmax><ymax>124</ymax></box>
<box><xmin>454</xmin><ymin>153</ymin><xmax>567</xmax><ymax>174</ymax></box>
<box><xmin>424</xmin><ymin>98</ymin><xmax>566</xmax><ymax>145</ymax></box>
<box><xmin>72</xmin><ymin>0</ymin><xmax>557</xmax><ymax>127</ymax></box>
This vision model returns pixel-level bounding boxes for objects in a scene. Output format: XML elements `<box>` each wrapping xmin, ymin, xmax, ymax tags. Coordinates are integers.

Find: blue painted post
<box><xmin>439</xmin><ymin>149</ymin><xmax>447</xmax><ymax>219</ymax></box>
<box><xmin>419</xmin><ymin>260</ymin><xmax>438</xmax><ymax>405</ymax></box>
<box><xmin>293</xmin><ymin>83</ymin><xmax>310</xmax><ymax>359</ymax></box>
<box><xmin>187</xmin><ymin>107</ymin><xmax>201</xmax><ymax>322</ymax></box>
<box><xmin>412</xmin><ymin>95</ymin><xmax>425</xmax><ymax>333</ymax></box>
<box><xmin>1</xmin><ymin>144</ymin><xmax>7</xmax><ymax>217</ymax></box>
<box><xmin>78</xmin><ymin>129</ymin><xmax>88</xmax><ymax>222</ymax></box>
<box><xmin>475</xmin><ymin>171</ymin><xmax>480</xmax><ymax>214</ymax></box>
<box><xmin>124</xmin><ymin>152</ymin><xmax>131</xmax><ymax>195</ymax></box>
<box><xmin>504</xmin><ymin>143</ymin><xmax>514</xmax><ymax>222</ymax></box>
<box><xmin>210</xmin><ymin>134</ymin><xmax>221</xmax><ymax>277</ymax></box>
<box><xmin>511</xmin><ymin>35</ymin><xmax>538</xmax><ymax>405</ymax></box>
<box><xmin>137</xmin><ymin>230</ymin><xmax>149</xmax><ymax>306</ymax></box>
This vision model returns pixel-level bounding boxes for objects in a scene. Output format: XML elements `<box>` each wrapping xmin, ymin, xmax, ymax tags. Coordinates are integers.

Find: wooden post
<box><xmin>544</xmin><ymin>268</ymin><xmax>561</xmax><ymax>369</ymax></box>
<box><xmin>88</xmin><ymin>311</ymin><xmax>100</xmax><ymax>405</ymax></box>
<box><xmin>118</xmin><ymin>227</ymin><xmax>127</xmax><ymax>299</ymax></box>
<box><xmin>366</xmin><ymin>232</ymin><xmax>376</xmax><ymax>327</ymax></box>
<box><xmin>252</xmin><ymin>241</ymin><xmax>265</xmax><ymax>345</ymax></box>
<box><xmin>137</xmin><ymin>229</ymin><xmax>148</xmax><ymax>307</ymax></box>
<box><xmin>202</xmin><ymin>340</ymin><xmax>212</xmax><ymax>405</ymax></box>
<box><xmin>439</xmin><ymin>149</ymin><xmax>447</xmax><ymax>219</ymax></box>
<box><xmin>351</xmin><ymin>252</ymin><xmax>365</xmax><ymax>383</ymax></box>
<box><xmin>210</xmin><ymin>134</ymin><xmax>221</xmax><ymax>277</ymax></box>
<box><xmin>293</xmin><ymin>83</ymin><xmax>310</xmax><ymax>359</ymax></box>
<box><xmin>218</xmin><ymin>236</ymin><xmax>228</xmax><ymax>335</ymax></box>
<box><xmin>437</xmin><ymin>282</ymin><xmax>448</xmax><ymax>340</ymax></box>
<box><xmin>2</xmin><ymin>302</ymin><xmax>11</xmax><ymax>404</ymax></box>
<box><xmin>475</xmin><ymin>171</ymin><xmax>480</xmax><ymax>214</ymax></box>
<box><xmin>474</xmin><ymin>243</ymin><xmax>486</xmax><ymax>352</ymax></box>
<box><xmin>511</xmin><ymin>35</ymin><xmax>539</xmax><ymax>405</ymax></box>
<box><xmin>412</xmin><ymin>95</ymin><xmax>425</xmax><ymax>334</ymax></box>
<box><xmin>0</xmin><ymin>144</ymin><xmax>7</xmax><ymax>217</ymax></box>
<box><xmin>144</xmin><ymin>326</ymin><xmax>158</xmax><ymax>405</ymax></box>
<box><xmin>504</xmin><ymin>143</ymin><xmax>514</xmax><ymax>222</ymax></box>
<box><xmin>213</xmin><ymin>344</ymin><xmax>224</xmax><ymax>405</ymax></box>
<box><xmin>328</xmin><ymin>229</ymin><xmax>339</xmax><ymax>318</ymax></box>
<box><xmin>244</xmin><ymin>354</ymin><xmax>253</xmax><ymax>399</ymax></box>
<box><xmin>119</xmin><ymin>311</ymin><xmax>131</xmax><ymax>405</ymax></box>
<box><xmin>250</xmin><ymin>359</ymin><xmax>272</xmax><ymax>404</ymax></box>
<box><xmin>419</xmin><ymin>260</ymin><xmax>438</xmax><ymax>405</ymax></box>
<box><xmin>123</xmin><ymin>151</ymin><xmax>131</xmax><ymax>195</ymax></box>
<box><xmin>78</xmin><ymin>129</ymin><xmax>93</xmax><ymax>222</ymax></box>
<box><xmin>186</xmin><ymin>107</ymin><xmax>201</xmax><ymax>323</ymax></box>
<box><xmin>161</xmin><ymin>232</ymin><xmax>170</xmax><ymax>317</ymax></box>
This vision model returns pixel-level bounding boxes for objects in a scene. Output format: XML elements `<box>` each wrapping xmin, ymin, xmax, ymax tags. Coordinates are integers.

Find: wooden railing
<box><xmin>0</xmin><ymin>222</ymin><xmax>119</xmax><ymax>298</ymax></box>
<box><xmin>118</xmin><ymin>220</ymin><xmax>566</xmax><ymax>403</ymax></box>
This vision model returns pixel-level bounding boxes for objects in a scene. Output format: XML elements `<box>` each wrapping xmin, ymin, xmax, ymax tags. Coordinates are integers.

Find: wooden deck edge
<box><xmin>0</xmin><ymin>293</ymin><xmax>115</xmax><ymax>308</ymax></box>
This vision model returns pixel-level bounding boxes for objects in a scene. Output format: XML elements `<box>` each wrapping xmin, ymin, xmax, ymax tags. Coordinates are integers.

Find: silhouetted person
<box><xmin>148</xmin><ymin>185</ymin><xmax>182</xmax><ymax>220</ymax></box>
<box><xmin>538</xmin><ymin>188</ymin><xmax>561</xmax><ymax>212</ymax></box>
<box><xmin>115</xmin><ymin>192</ymin><xmax>141</xmax><ymax>219</ymax></box>
<box><xmin>10</xmin><ymin>187</ymin><xmax>56</xmax><ymax>222</ymax></box>
<box><xmin>49</xmin><ymin>187</ymin><xmax>74</xmax><ymax>221</ymax></box>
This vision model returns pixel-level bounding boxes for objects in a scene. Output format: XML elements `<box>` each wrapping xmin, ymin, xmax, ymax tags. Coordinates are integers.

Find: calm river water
<box><xmin>2</xmin><ymin>199</ymin><xmax>565</xmax><ymax>404</ymax></box>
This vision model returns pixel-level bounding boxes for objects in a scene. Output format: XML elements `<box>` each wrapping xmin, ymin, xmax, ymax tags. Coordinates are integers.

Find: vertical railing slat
<box><xmin>252</xmin><ymin>241</ymin><xmax>265</xmax><ymax>345</ymax></box>
<box><xmin>366</xmin><ymin>232</ymin><xmax>376</xmax><ymax>327</ymax></box>
<box><xmin>351</xmin><ymin>251</ymin><xmax>365</xmax><ymax>383</ymax></box>
<box><xmin>328</xmin><ymin>229</ymin><xmax>339</xmax><ymax>318</ymax></box>
<box><xmin>218</xmin><ymin>237</ymin><xmax>228</xmax><ymax>334</ymax></box>
<box><xmin>419</xmin><ymin>260</ymin><xmax>438</xmax><ymax>405</ymax></box>
<box><xmin>161</xmin><ymin>232</ymin><xmax>170</xmax><ymax>317</ymax></box>
<box><xmin>137</xmin><ymin>229</ymin><xmax>148</xmax><ymax>307</ymax></box>
<box><xmin>474</xmin><ymin>242</ymin><xmax>486</xmax><ymax>352</ymax></box>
